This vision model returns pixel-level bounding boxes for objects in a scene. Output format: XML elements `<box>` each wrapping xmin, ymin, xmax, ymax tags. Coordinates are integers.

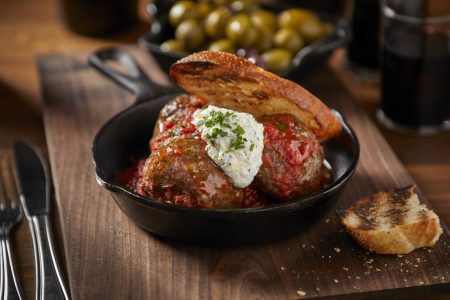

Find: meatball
<box><xmin>150</xmin><ymin>94</ymin><xmax>205</xmax><ymax>152</ymax></box>
<box><xmin>256</xmin><ymin>114</ymin><xmax>325</xmax><ymax>201</ymax></box>
<box><xmin>142</xmin><ymin>136</ymin><xmax>245</xmax><ymax>208</ymax></box>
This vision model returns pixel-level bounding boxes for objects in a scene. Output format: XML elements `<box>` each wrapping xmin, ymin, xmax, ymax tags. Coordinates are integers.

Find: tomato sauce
<box><xmin>150</xmin><ymin>95</ymin><xmax>204</xmax><ymax>152</ymax></box>
<box><xmin>117</xmin><ymin>100</ymin><xmax>333</xmax><ymax>208</ymax></box>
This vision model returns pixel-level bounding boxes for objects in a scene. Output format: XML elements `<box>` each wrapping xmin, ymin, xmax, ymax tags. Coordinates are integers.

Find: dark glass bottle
<box><xmin>60</xmin><ymin>0</ymin><xmax>138</xmax><ymax>36</ymax></box>
<box><xmin>347</xmin><ymin>0</ymin><xmax>380</xmax><ymax>69</ymax></box>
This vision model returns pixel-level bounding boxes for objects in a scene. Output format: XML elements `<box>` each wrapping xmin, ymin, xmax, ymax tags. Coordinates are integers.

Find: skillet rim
<box><xmin>92</xmin><ymin>95</ymin><xmax>360</xmax><ymax>216</ymax></box>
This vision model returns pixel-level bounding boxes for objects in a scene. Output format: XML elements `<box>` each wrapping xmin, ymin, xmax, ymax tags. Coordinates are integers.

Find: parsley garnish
<box><xmin>232</xmin><ymin>125</ymin><xmax>245</xmax><ymax>135</ymax></box>
<box><xmin>206</xmin><ymin>128</ymin><xmax>228</xmax><ymax>139</ymax></box>
<box><xmin>250</xmin><ymin>143</ymin><xmax>255</xmax><ymax>151</ymax></box>
<box><xmin>278</xmin><ymin>122</ymin><xmax>286</xmax><ymax>132</ymax></box>
<box><xmin>204</xmin><ymin>110</ymin><xmax>234</xmax><ymax>128</ymax></box>
<box><xmin>185</xmin><ymin>146</ymin><xmax>194</xmax><ymax>153</ymax></box>
<box><xmin>229</xmin><ymin>135</ymin><xmax>247</xmax><ymax>151</ymax></box>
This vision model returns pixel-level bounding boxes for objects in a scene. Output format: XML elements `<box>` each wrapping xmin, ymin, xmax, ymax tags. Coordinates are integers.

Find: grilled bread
<box><xmin>170</xmin><ymin>51</ymin><xmax>341</xmax><ymax>142</ymax></box>
<box><xmin>340</xmin><ymin>186</ymin><xmax>442</xmax><ymax>254</ymax></box>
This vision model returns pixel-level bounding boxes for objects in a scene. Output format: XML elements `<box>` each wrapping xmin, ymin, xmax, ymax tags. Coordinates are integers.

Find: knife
<box><xmin>13</xmin><ymin>141</ymin><xmax>70</xmax><ymax>300</ymax></box>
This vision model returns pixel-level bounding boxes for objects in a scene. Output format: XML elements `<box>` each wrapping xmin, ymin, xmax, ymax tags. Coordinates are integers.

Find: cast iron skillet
<box><xmin>88</xmin><ymin>48</ymin><xmax>359</xmax><ymax>245</ymax></box>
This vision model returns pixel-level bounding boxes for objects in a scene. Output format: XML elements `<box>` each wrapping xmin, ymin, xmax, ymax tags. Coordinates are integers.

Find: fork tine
<box><xmin>0</xmin><ymin>156</ymin><xmax>7</xmax><ymax>209</ymax></box>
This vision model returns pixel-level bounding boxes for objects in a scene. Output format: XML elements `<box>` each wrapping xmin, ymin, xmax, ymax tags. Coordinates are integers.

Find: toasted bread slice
<box><xmin>340</xmin><ymin>186</ymin><xmax>442</xmax><ymax>254</ymax></box>
<box><xmin>170</xmin><ymin>51</ymin><xmax>341</xmax><ymax>142</ymax></box>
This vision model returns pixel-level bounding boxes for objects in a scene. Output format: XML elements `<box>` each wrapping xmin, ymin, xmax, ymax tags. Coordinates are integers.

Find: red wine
<box><xmin>381</xmin><ymin>34</ymin><xmax>450</xmax><ymax>127</ymax></box>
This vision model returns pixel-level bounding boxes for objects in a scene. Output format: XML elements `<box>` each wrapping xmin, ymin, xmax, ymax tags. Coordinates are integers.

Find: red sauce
<box><xmin>257</xmin><ymin>114</ymin><xmax>331</xmax><ymax>201</ymax></box>
<box><xmin>117</xmin><ymin>101</ymin><xmax>333</xmax><ymax>208</ymax></box>
<box><xmin>150</xmin><ymin>95</ymin><xmax>204</xmax><ymax>152</ymax></box>
<box><xmin>117</xmin><ymin>157</ymin><xmax>271</xmax><ymax>208</ymax></box>
<box><xmin>117</xmin><ymin>158</ymin><xmax>147</xmax><ymax>195</ymax></box>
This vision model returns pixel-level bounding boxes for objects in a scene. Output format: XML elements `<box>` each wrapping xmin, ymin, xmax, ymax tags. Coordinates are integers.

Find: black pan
<box><xmin>88</xmin><ymin>48</ymin><xmax>359</xmax><ymax>245</ymax></box>
<box><xmin>140</xmin><ymin>2</ymin><xmax>351</xmax><ymax>80</ymax></box>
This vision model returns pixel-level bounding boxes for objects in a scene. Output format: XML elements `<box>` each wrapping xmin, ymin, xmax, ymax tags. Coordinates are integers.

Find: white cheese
<box><xmin>192</xmin><ymin>105</ymin><xmax>264</xmax><ymax>188</ymax></box>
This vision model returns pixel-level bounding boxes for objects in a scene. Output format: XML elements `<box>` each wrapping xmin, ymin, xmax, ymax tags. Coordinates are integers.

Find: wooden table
<box><xmin>1</xmin><ymin>0</ymin><xmax>449</xmax><ymax>298</ymax></box>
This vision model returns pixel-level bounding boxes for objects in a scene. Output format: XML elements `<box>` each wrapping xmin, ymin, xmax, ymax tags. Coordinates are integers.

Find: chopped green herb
<box><xmin>250</xmin><ymin>143</ymin><xmax>255</xmax><ymax>151</ymax></box>
<box><xmin>206</xmin><ymin>128</ymin><xmax>228</xmax><ymax>139</ymax></box>
<box><xmin>204</xmin><ymin>110</ymin><xmax>234</xmax><ymax>128</ymax></box>
<box><xmin>278</xmin><ymin>122</ymin><xmax>286</xmax><ymax>132</ymax></box>
<box><xmin>185</xmin><ymin>146</ymin><xmax>194</xmax><ymax>153</ymax></box>
<box><xmin>228</xmin><ymin>135</ymin><xmax>247</xmax><ymax>152</ymax></box>
<box><xmin>232</xmin><ymin>125</ymin><xmax>245</xmax><ymax>136</ymax></box>
<box><xmin>168</xmin><ymin>131</ymin><xmax>175</xmax><ymax>137</ymax></box>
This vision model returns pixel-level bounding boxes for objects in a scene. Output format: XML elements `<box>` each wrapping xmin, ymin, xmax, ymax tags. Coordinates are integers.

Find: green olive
<box><xmin>214</xmin><ymin>0</ymin><xmax>233</xmax><ymax>6</ymax></box>
<box><xmin>168</xmin><ymin>1</ymin><xmax>198</xmax><ymax>27</ymax></box>
<box><xmin>230</xmin><ymin>0</ymin><xmax>259</xmax><ymax>13</ymax></box>
<box><xmin>261</xmin><ymin>48</ymin><xmax>293</xmax><ymax>73</ymax></box>
<box><xmin>273</xmin><ymin>28</ymin><xmax>304</xmax><ymax>54</ymax></box>
<box><xmin>208</xmin><ymin>39</ymin><xmax>236</xmax><ymax>53</ymax></box>
<box><xmin>175</xmin><ymin>19</ymin><xmax>205</xmax><ymax>51</ymax></box>
<box><xmin>250</xmin><ymin>9</ymin><xmax>277</xmax><ymax>34</ymax></box>
<box><xmin>225</xmin><ymin>13</ymin><xmax>258</xmax><ymax>48</ymax></box>
<box><xmin>197</xmin><ymin>2</ymin><xmax>213</xmax><ymax>19</ymax></box>
<box><xmin>278</xmin><ymin>8</ymin><xmax>316</xmax><ymax>31</ymax></box>
<box><xmin>254</xmin><ymin>29</ymin><xmax>273</xmax><ymax>52</ymax></box>
<box><xmin>298</xmin><ymin>18</ymin><xmax>325</xmax><ymax>43</ymax></box>
<box><xmin>204</xmin><ymin>7</ymin><xmax>232</xmax><ymax>39</ymax></box>
<box><xmin>160</xmin><ymin>39</ymin><xmax>186</xmax><ymax>53</ymax></box>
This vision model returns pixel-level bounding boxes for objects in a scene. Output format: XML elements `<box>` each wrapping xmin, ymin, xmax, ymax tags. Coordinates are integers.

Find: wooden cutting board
<box><xmin>38</xmin><ymin>47</ymin><xmax>450</xmax><ymax>299</ymax></box>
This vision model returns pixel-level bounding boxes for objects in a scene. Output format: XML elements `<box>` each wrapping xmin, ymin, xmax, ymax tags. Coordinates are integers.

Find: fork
<box><xmin>0</xmin><ymin>157</ymin><xmax>24</xmax><ymax>300</ymax></box>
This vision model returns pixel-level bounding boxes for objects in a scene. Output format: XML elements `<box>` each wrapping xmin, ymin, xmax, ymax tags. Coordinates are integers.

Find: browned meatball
<box><xmin>150</xmin><ymin>94</ymin><xmax>205</xmax><ymax>152</ymax></box>
<box><xmin>256</xmin><ymin>114</ymin><xmax>326</xmax><ymax>201</ymax></box>
<box><xmin>142</xmin><ymin>136</ymin><xmax>245</xmax><ymax>208</ymax></box>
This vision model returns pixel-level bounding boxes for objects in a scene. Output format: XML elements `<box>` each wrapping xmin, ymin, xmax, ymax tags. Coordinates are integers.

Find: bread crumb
<box><xmin>311</xmin><ymin>244</ymin><xmax>316</xmax><ymax>249</ymax></box>
<box><xmin>343</xmin><ymin>267</ymin><xmax>349</xmax><ymax>271</ymax></box>
<box><xmin>302</xmin><ymin>244</ymin><xmax>306</xmax><ymax>248</ymax></box>
<box><xmin>281</xmin><ymin>266</ymin><xmax>285</xmax><ymax>271</ymax></box>
<box><xmin>397</xmin><ymin>255</ymin><xmax>403</xmax><ymax>258</ymax></box>
<box><xmin>315</xmin><ymin>287</ymin><xmax>320</xmax><ymax>292</ymax></box>
<box><xmin>334</xmin><ymin>279</ymin><xmax>339</xmax><ymax>283</ymax></box>
<box><xmin>296</xmin><ymin>290</ymin><xmax>306</xmax><ymax>296</ymax></box>
<box><xmin>376</xmin><ymin>268</ymin><xmax>381</xmax><ymax>272</ymax></box>
<box><xmin>325</xmin><ymin>218</ymin><xmax>330</xmax><ymax>223</ymax></box>
<box><xmin>356</xmin><ymin>276</ymin><xmax>361</xmax><ymax>279</ymax></box>
<box><xmin>334</xmin><ymin>247</ymin><xmax>341</xmax><ymax>253</ymax></box>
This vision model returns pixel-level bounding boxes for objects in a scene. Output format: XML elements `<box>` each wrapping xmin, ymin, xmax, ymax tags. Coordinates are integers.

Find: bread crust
<box><xmin>340</xmin><ymin>186</ymin><xmax>443</xmax><ymax>254</ymax></box>
<box><xmin>170</xmin><ymin>51</ymin><xmax>341</xmax><ymax>142</ymax></box>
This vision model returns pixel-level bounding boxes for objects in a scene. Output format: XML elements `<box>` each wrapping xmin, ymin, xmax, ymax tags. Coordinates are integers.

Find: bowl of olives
<box><xmin>139</xmin><ymin>0</ymin><xmax>351</xmax><ymax>80</ymax></box>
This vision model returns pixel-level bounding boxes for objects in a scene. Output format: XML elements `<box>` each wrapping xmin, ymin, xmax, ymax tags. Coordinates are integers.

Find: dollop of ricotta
<box><xmin>192</xmin><ymin>105</ymin><xmax>264</xmax><ymax>188</ymax></box>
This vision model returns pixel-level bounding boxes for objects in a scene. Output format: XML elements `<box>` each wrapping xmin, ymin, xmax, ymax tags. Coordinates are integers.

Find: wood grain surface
<box><xmin>37</xmin><ymin>47</ymin><xmax>450</xmax><ymax>299</ymax></box>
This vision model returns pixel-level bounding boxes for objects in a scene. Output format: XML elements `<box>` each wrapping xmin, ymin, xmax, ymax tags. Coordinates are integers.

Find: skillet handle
<box><xmin>88</xmin><ymin>47</ymin><xmax>178</xmax><ymax>104</ymax></box>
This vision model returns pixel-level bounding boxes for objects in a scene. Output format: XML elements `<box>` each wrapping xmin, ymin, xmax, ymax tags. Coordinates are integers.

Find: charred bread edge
<box><xmin>170</xmin><ymin>51</ymin><xmax>342</xmax><ymax>142</ymax></box>
<box><xmin>339</xmin><ymin>185</ymin><xmax>443</xmax><ymax>254</ymax></box>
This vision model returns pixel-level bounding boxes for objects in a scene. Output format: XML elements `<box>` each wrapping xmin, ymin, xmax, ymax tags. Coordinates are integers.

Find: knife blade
<box><xmin>13</xmin><ymin>141</ymin><xmax>70</xmax><ymax>300</ymax></box>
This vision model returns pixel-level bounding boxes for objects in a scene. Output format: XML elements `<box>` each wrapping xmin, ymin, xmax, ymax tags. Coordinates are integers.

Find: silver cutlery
<box><xmin>13</xmin><ymin>142</ymin><xmax>70</xmax><ymax>300</ymax></box>
<box><xmin>0</xmin><ymin>157</ymin><xmax>24</xmax><ymax>300</ymax></box>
